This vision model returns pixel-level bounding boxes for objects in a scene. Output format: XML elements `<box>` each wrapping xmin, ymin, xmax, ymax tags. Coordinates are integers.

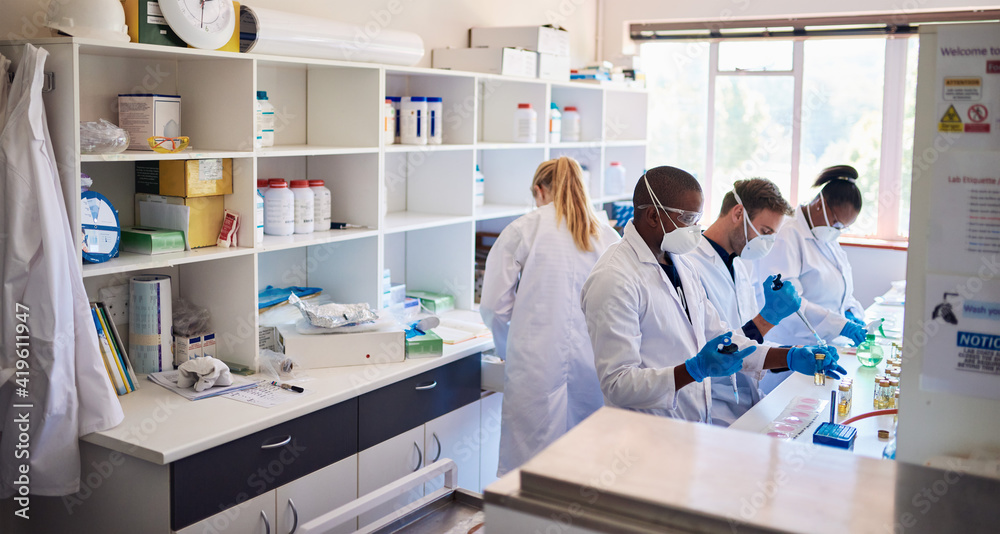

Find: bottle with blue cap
<box><xmin>257</xmin><ymin>91</ymin><xmax>275</xmax><ymax>147</ymax></box>
<box><xmin>427</xmin><ymin>97</ymin><xmax>443</xmax><ymax>145</ymax></box>
<box><xmin>401</xmin><ymin>96</ymin><xmax>427</xmax><ymax>145</ymax></box>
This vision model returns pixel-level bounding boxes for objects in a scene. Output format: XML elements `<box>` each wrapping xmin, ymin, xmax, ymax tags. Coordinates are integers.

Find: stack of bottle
<box><xmin>385</xmin><ymin>96</ymin><xmax>443</xmax><ymax>145</ymax></box>
<box><xmin>260</xmin><ymin>179</ymin><xmax>331</xmax><ymax>236</ymax></box>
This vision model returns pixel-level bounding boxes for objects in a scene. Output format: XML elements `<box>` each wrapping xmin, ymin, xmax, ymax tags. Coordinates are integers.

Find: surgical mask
<box><xmin>733</xmin><ymin>191</ymin><xmax>775</xmax><ymax>261</ymax></box>
<box><xmin>807</xmin><ymin>194</ymin><xmax>841</xmax><ymax>243</ymax></box>
<box><xmin>643</xmin><ymin>174</ymin><xmax>703</xmax><ymax>255</ymax></box>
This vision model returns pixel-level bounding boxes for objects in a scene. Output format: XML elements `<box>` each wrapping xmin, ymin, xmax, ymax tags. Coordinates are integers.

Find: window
<box><xmin>641</xmin><ymin>35</ymin><xmax>919</xmax><ymax>240</ymax></box>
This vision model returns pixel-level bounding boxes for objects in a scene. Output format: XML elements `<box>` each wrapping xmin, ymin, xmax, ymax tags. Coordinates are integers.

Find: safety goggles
<box><xmin>635</xmin><ymin>204</ymin><xmax>702</xmax><ymax>226</ymax></box>
<box><xmin>147</xmin><ymin>136</ymin><xmax>190</xmax><ymax>153</ymax></box>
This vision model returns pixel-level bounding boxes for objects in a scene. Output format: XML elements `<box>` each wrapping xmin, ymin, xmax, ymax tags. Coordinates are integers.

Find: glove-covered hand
<box><xmin>685</xmin><ymin>332</ymin><xmax>755</xmax><ymax>383</ymax></box>
<box><xmin>845</xmin><ymin>310</ymin><xmax>865</xmax><ymax>326</ymax></box>
<box><xmin>787</xmin><ymin>346</ymin><xmax>846</xmax><ymax>379</ymax></box>
<box><xmin>760</xmin><ymin>274</ymin><xmax>802</xmax><ymax>325</ymax></box>
<box><xmin>840</xmin><ymin>321</ymin><xmax>866</xmax><ymax>346</ymax></box>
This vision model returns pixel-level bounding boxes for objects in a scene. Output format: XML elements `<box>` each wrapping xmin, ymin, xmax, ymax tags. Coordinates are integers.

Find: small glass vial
<box><xmin>889</xmin><ymin>377</ymin><xmax>900</xmax><ymax>397</ymax></box>
<box><xmin>837</xmin><ymin>381</ymin><xmax>853</xmax><ymax>416</ymax></box>
<box><xmin>814</xmin><ymin>352</ymin><xmax>826</xmax><ymax>386</ymax></box>
<box><xmin>893</xmin><ymin>390</ymin><xmax>900</xmax><ymax>413</ymax></box>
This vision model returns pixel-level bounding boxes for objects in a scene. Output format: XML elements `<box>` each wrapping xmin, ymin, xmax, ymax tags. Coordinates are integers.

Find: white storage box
<box><xmin>433</xmin><ymin>47</ymin><xmax>537</xmax><ymax>78</ymax></box>
<box><xmin>481</xmin><ymin>354</ymin><xmax>504</xmax><ymax>392</ymax></box>
<box><xmin>275</xmin><ymin>325</ymin><xmax>405</xmax><ymax>369</ymax></box>
<box><xmin>470</xmin><ymin>25</ymin><xmax>570</xmax><ymax>57</ymax></box>
<box><xmin>537</xmin><ymin>53</ymin><xmax>571</xmax><ymax>81</ymax></box>
<box><xmin>118</xmin><ymin>93</ymin><xmax>181</xmax><ymax>150</ymax></box>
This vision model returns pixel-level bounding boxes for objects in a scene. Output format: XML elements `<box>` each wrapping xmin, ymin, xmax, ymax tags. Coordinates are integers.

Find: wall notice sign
<box><xmin>936</xmin><ymin>25</ymin><xmax>1000</xmax><ymax>148</ymax></box>
<box><xmin>921</xmin><ymin>275</ymin><xmax>1000</xmax><ymax>401</ymax></box>
<box><xmin>927</xmin><ymin>152</ymin><xmax>1000</xmax><ymax>273</ymax></box>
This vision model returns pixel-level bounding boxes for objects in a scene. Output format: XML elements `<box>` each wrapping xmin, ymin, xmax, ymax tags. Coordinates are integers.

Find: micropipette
<box><xmin>719</xmin><ymin>341</ymin><xmax>740</xmax><ymax>403</ymax></box>
<box><xmin>771</xmin><ymin>274</ymin><xmax>826</xmax><ymax>347</ymax></box>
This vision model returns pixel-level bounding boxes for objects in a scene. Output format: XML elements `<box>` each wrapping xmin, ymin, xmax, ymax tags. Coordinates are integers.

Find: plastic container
<box><xmin>513</xmin><ymin>103</ymin><xmax>537</xmax><ymax>143</ymax></box>
<box><xmin>257</xmin><ymin>91</ymin><xmax>275</xmax><ymax>147</ymax></box>
<box><xmin>290</xmin><ymin>180</ymin><xmax>315</xmax><ymax>234</ymax></box>
<box><xmin>606</xmin><ymin>161</ymin><xmax>626</xmax><ymax>196</ymax></box>
<box><xmin>257</xmin><ymin>178</ymin><xmax>270</xmax><ymax>195</ymax></box>
<box><xmin>562</xmin><ymin>106</ymin><xmax>581</xmax><ymax>142</ymax></box>
<box><xmin>474</xmin><ymin>165</ymin><xmax>485</xmax><ymax>207</ymax></box>
<box><xmin>427</xmin><ymin>97</ymin><xmax>443</xmax><ymax>145</ymax></box>
<box><xmin>383</xmin><ymin>99</ymin><xmax>396</xmax><ymax>145</ymax></box>
<box><xmin>255</xmin><ymin>98</ymin><xmax>263</xmax><ymax>149</ymax></box>
<box><xmin>548</xmin><ymin>103</ymin><xmax>562</xmax><ymax>143</ymax></box>
<box><xmin>255</xmin><ymin>188</ymin><xmax>265</xmax><ymax>246</ymax></box>
<box><xmin>401</xmin><ymin>96</ymin><xmax>427</xmax><ymax>145</ymax></box>
<box><xmin>309</xmin><ymin>179</ymin><xmax>332</xmax><ymax>232</ymax></box>
<box><xmin>264</xmin><ymin>180</ymin><xmax>294</xmax><ymax>236</ymax></box>
<box><xmin>856</xmin><ymin>333</ymin><xmax>884</xmax><ymax>367</ymax></box>
<box><xmin>387</xmin><ymin>96</ymin><xmax>402</xmax><ymax>143</ymax></box>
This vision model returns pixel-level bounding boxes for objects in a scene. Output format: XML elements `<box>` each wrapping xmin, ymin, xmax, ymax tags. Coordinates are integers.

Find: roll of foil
<box><xmin>288</xmin><ymin>293</ymin><xmax>378</xmax><ymax>329</ymax></box>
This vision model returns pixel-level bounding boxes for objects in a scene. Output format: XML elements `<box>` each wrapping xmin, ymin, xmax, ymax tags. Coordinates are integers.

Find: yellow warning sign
<box><xmin>939</xmin><ymin>104</ymin><xmax>963</xmax><ymax>132</ymax></box>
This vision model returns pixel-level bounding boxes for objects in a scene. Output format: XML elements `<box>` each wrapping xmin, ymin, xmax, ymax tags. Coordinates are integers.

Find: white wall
<box><xmin>844</xmin><ymin>245</ymin><xmax>907</xmax><ymax>308</ymax></box>
<box><xmin>1</xmin><ymin>0</ymin><xmax>598</xmax><ymax>69</ymax></box>
<box><xmin>599</xmin><ymin>0</ymin><xmax>1000</xmax><ymax>61</ymax></box>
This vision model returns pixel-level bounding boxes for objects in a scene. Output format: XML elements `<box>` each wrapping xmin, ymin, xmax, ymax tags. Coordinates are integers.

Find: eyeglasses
<box><xmin>147</xmin><ymin>136</ymin><xmax>190</xmax><ymax>153</ymax></box>
<box><xmin>636</xmin><ymin>204</ymin><xmax>702</xmax><ymax>226</ymax></box>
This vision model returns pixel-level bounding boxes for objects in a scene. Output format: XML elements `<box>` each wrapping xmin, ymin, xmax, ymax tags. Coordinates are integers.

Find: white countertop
<box><xmin>82</xmin><ymin>337</ymin><xmax>492</xmax><ymax>465</ymax></box>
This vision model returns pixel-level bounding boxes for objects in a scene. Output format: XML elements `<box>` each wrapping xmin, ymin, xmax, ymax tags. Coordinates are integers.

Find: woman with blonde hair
<box><xmin>480</xmin><ymin>156</ymin><xmax>620</xmax><ymax>475</ymax></box>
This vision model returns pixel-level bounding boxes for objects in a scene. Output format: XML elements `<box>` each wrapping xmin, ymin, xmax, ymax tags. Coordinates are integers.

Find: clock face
<box><xmin>159</xmin><ymin>0</ymin><xmax>236</xmax><ymax>49</ymax></box>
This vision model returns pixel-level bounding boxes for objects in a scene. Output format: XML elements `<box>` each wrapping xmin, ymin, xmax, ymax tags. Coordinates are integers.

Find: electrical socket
<box><xmin>98</xmin><ymin>284</ymin><xmax>129</xmax><ymax>324</ymax></box>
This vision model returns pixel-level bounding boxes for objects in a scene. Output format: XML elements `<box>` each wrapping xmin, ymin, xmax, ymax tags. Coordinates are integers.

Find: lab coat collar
<box><xmin>794</xmin><ymin>206</ymin><xmax>817</xmax><ymax>242</ymax></box>
<box><xmin>623</xmin><ymin>221</ymin><xmax>663</xmax><ymax>266</ymax></box>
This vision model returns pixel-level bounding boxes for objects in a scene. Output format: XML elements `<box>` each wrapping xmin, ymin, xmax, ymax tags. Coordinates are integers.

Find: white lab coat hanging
<box><xmin>480</xmin><ymin>203</ymin><xmax>620</xmax><ymax>476</ymax></box>
<box><xmin>0</xmin><ymin>44</ymin><xmax>124</xmax><ymax>498</ymax></box>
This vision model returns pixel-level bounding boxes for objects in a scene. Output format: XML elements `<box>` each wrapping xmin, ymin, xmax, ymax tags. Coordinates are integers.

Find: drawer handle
<box><xmin>413</xmin><ymin>442</ymin><xmax>422</xmax><ymax>472</ymax></box>
<box><xmin>288</xmin><ymin>498</ymin><xmax>299</xmax><ymax>534</ymax></box>
<box><xmin>261</xmin><ymin>435</ymin><xmax>292</xmax><ymax>450</ymax></box>
<box><xmin>432</xmin><ymin>432</ymin><xmax>442</xmax><ymax>463</ymax></box>
<box><xmin>261</xmin><ymin>510</ymin><xmax>271</xmax><ymax>534</ymax></box>
<box><xmin>415</xmin><ymin>381</ymin><xmax>438</xmax><ymax>391</ymax></box>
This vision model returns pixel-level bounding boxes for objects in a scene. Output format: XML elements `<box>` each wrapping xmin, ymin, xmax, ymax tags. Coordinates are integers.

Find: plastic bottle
<box><xmin>882</xmin><ymin>421</ymin><xmax>897</xmax><ymax>460</ymax></box>
<box><xmin>562</xmin><ymin>106</ymin><xmax>581</xmax><ymax>142</ymax></box>
<box><xmin>290</xmin><ymin>180</ymin><xmax>314</xmax><ymax>234</ymax></box>
<box><xmin>548</xmin><ymin>103</ymin><xmax>562</xmax><ymax>143</ymax></box>
<box><xmin>255</xmin><ymin>98</ymin><xmax>263</xmax><ymax>149</ymax></box>
<box><xmin>606</xmin><ymin>161</ymin><xmax>626</xmax><ymax>196</ymax></box>
<box><xmin>383</xmin><ymin>99</ymin><xmax>396</xmax><ymax>145</ymax></box>
<box><xmin>513</xmin><ymin>103</ymin><xmax>538</xmax><ymax>143</ymax></box>
<box><xmin>257</xmin><ymin>91</ymin><xmax>275</xmax><ymax>147</ymax></box>
<box><xmin>309</xmin><ymin>179</ymin><xmax>331</xmax><ymax>232</ymax></box>
<box><xmin>856</xmin><ymin>325</ymin><xmax>885</xmax><ymax>367</ymax></box>
<box><xmin>264</xmin><ymin>180</ymin><xmax>294</xmax><ymax>236</ymax></box>
<box><xmin>474</xmin><ymin>165</ymin><xmax>485</xmax><ymax>207</ymax></box>
<box><xmin>255</xmin><ymin>187</ymin><xmax>265</xmax><ymax>246</ymax></box>
<box><xmin>427</xmin><ymin>97</ymin><xmax>443</xmax><ymax>145</ymax></box>
<box><xmin>401</xmin><ymin>96</ymin><xmax>427</xmax><ymax>145</ymax></box>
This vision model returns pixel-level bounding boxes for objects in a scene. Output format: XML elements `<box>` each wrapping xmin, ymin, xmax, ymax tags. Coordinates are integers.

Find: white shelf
<box><xmin>550</xmin><ymin>141</ymin><xmax>603</xmax><ymax>149</ymax></box>
<box><xmin>382</xmin><ymin>212</ymin><xmax>472</xmax><ymax>234</ymax></box>
<box><xmin>603</xmin><ymin>140</ymin><xmax>648</xmax><ymax>147</ymax></box>
<box><xmin>256</xmin><ymin>145</ymin><xmax>379</xmax><ymax>158</ymax></box>
<box><xmin>81</xmin><ymin>149</ymin><xmax>254</xmax><ymax>162</ymax></box>
<box><xmin>81</xmin><ymin>246</ymin><xmax>256</xmax><ymax>278</ymax></box>
<box><xmin>475</xmin><ymin>142</ymin><xmax>547</xmax><ymax>150</ymax></box>
<box><xmin>384</xmin><ymin>144</ymin><xmax>475</xmax><ymax>153</ymax></box>
<box><xmin>474</xmin><ymin>204</ymin><xmax>532</xmax><ymax>221</ymax></box>
<box><xmin>259</xmin><ymin>228</ymin><xmax>379</xmax><ymax>252</ymax></box>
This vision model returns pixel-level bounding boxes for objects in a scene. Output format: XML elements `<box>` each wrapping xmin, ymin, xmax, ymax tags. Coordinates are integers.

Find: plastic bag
<box><xmin>172</xmin><ymin>298</ymin><xmax>212</xmax><ymax>337</ymax></box>
<box><xmin>288</xmin><ymin>293</ymin><xmax>378</xmax><ymax>328</ymax></box>
<box><xmin>80</xmin><ymin>119</ymin><xmax>129</xmax><ymax>154</ymax></box>
<box><xmin>259</xmin><ymin>348</ymin><xmax>299</xmax><ymax>380</ymax></box>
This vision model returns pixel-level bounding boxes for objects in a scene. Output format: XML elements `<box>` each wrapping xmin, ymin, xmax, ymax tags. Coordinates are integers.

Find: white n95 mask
<box><xmin>643</xmin><ymin>173</ymin><xmax>703</xmax><ymax>255</ymax></box>
<box><xmin>733</xmin><ymin>190</ymin><xmax>775</xmax><ymax>261</ymax></box>
<box><xmin>807</xmin><ymin>194</ymin><xmax>841</xmax><ymax>243</ymax></box>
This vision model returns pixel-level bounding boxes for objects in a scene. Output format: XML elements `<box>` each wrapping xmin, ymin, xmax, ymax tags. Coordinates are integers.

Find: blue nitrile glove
<box><xmin>760</xmin><ymin>274</ymin><xmax>802</xmax><ymax>325</ymax></box>
<box><xmin>845</xmin><ymin>310</ymin><xmax>865</xmax><ymax>326</ymax></box>
<box><xmin>840</xmin><ymin>321</ymin><xmax>866</xmax><ymax>346</ymax></box>
<box><xmin>685</xmin><ymin>332</ymin><xmax>755</xmax><ymax>383</ymax></box>
<box><xmin>787</xmin><ymin>346</ymin><xmax>846</xmax><ymax>379</ymax></box>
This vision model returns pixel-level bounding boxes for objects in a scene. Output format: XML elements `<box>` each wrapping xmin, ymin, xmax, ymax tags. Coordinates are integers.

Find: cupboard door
<box><xmin>275</xmin><ymin>455</ymin><xmax>358</xmax><ymax>534</ymax></box>
<box><xmin>424</xmin><ymin>400</ymin><xmax>481</xmax><ymax>494</ymax></box>
<box><xmin>480</xmin><ymin>392</ymin><xmax>503</xmax><ymax>492</ymax></box>
<box><xmin>175</xmin><ymin>490</ymin><xmax>275</xmax><ymax>534</ymax></box>
<box><xmin>357</xmin><ymin>426</ymin><xmax>425</xmax><ymax>528</ymax></box>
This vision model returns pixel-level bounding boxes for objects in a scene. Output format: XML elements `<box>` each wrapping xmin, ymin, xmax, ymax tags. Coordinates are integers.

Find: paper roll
<box><xmin>129</xmin><ymin>275</ymin><xmax>173</xmax><ymax>374</ymax></box>
<box><xmin>239</xmin><ymin>5</ymin><xmax>424</xmax><ymax>66</ymax></box>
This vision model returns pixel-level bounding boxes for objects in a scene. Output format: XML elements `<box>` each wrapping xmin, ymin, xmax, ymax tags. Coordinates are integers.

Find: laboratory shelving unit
<box><xmin>0</xmin><ymin>37</ymin><xmax>648</xmax><ymax>371</ymax></box>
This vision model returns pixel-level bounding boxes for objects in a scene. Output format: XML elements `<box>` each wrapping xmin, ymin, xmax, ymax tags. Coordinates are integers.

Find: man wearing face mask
<box><xmin>581</xmin><ymin>166</ymin><xmax>842</xmax><ymax>422</ymax></box>
<box><xmin>688</xmin><ymin>178</ymin><xmax>798</xmax><ymax>426</ymax></box>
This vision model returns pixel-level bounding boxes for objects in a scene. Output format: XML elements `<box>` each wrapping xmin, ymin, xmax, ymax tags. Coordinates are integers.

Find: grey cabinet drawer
<box><xmin>358</xmin><ymin>354</ymin><xmax>481</xmax><ymax>450</ymax></box>
<box><xmin>170</xmin><ymin>397</ymin><xmax>358</xmax><ymax>531</ymax></box>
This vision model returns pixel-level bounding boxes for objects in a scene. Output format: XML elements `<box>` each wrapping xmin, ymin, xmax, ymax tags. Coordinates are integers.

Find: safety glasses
<box><xmin>636</xmin><ymin>204</ymin><xmax>702</xmax><ymax>226</ymax></box>
<box><xmin>147</xmin><ymin>136</ymin><xmax>190</xmax><ymax>153</ymax></box>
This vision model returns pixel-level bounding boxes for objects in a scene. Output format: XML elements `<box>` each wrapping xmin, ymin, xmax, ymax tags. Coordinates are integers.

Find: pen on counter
<box><xmin>830</xmin><ymin>390</ymin><xmax>836</xmax><ymax>423</ymax></box>
<box><xmin>271</xmin><ymin>381</ymin><xmax>304</xmax><ymax>393</ymax></box>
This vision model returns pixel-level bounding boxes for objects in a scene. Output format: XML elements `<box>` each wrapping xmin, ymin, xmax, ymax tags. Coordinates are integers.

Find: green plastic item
<box><xmin>119</xmin><ymin>226</ymin><xmax>186</xmax><ymax>255</ymax></box>
<box><xmin>405</xmin><ymin>290</ymin><xmax>455</xmax><ymax>314</ymax></box>
<box><xmin>406</xmin><ymin>331</ymin><xmax>443</xmax><ymax>358</ymax></box>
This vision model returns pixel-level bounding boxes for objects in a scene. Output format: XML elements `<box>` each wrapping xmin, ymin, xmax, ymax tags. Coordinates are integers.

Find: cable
<box><xmin>841</xmin><ymin>409</ymin><xmax>897</xmax><ymax>425</ymax></box>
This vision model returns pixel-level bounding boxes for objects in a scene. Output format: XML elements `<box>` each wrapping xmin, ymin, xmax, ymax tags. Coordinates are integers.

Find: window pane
<box><xmin>799</xmin><ymin>38</ymin><xmax>885</xmax><ymax>236</ymax></box>
<box><xmin>718</xmin><ymin>40</ymin><xmax>793</xmax><ymax>71</ymax></box>
<box><xmin>712</xmin><ymin>76</ymin><xmax>794</xmax><ymax>218</ymax></box>
<box><xmin>898</xmin><ymin>37</ymin><xmax>919</xmax><ymax>237</ymax></box>
<box><xmin>640</xmin><ymin>42</ymin><xmax>709</xmax><ymax>184</ymax></box>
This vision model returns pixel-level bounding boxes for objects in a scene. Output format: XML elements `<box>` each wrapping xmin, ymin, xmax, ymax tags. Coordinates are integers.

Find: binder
<box><xmin>91</xmin><ymin>305</ymin><xmax>127</xmax><ymax>395</ymax></box>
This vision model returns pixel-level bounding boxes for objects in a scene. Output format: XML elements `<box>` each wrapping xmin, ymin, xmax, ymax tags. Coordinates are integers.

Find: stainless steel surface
<box><xmin>371</xmin><ymin>489</ymin><xmax>484</xmax><ymax>534</ymax></box>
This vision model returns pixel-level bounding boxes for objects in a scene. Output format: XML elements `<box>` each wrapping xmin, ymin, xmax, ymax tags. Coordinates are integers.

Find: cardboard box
<box><xmin>118</xmin><ymin>94</ymin><xmax>181</xmax><ymax>150</ymax></box>
<box><xmin>471</xmin><ymin>25</ymin><xmax>570</xmax><ymax>57</ymax></box>
<box><xmin>406</xmin><ymin>290</ymin><xmax>455</xmax><ymax>314</ymax></box>
<box><xmin>135</xmin><ymin>193</ymin><xmax>225</xmax><ymax>249</ymax></box>
<box><xmin>275</xmin><ymin>325</ymin><xmax>405</xmax><ymax>369</ymax></box>
<box><xmin>120</xmin><ymin>226</ymin><xmax>186</xmax><ymax>255</ymax></box>
<box><xmin>123</xmin><ymin>0</ymin><xmax>187</xmax><ymax>47</ymax></box>
<box><xmin>173</xmin><ymin>331</ymin><xmax>216</xmax><ymax>366</ymax></box>
<box><xmin>406</xmin><ymin>331</ymin><xmax>443</xmax><ymax>359</ymax></box>
<box><xmin>538</xmin><ymin>53</ymin><xmax>571</xmax><ymax>81</ymax></box>
<box><xmin>136</xmin><ymin>159</ymin><xmax>234</xmax><ymax>198</ymax></box>
<box><xmin>432</xmin><ymin>47</ymin><xmax>537</xmax><ymax>78</ymax></box>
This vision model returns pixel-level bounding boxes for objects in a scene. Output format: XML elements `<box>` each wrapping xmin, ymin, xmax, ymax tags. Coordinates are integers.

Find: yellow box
<box><xmin>135</xmin><ymin>194</ymin><xmax>226</xmax><ymax>248</ymax></box>
<box><xmin>136</xmin><ymin>159</ymin><xmax>234</xmax><ymax>198</ymax></box>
